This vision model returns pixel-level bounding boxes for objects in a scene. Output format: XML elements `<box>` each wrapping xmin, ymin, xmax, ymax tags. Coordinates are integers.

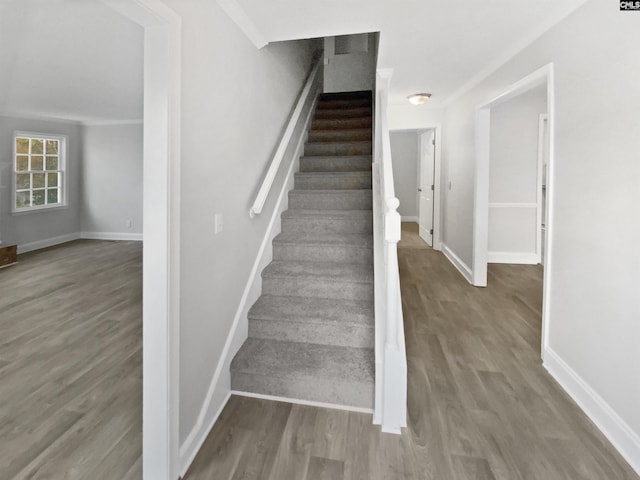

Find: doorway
<box><xmin>473</xmin><ymin>63</ymin><xmax>554</xmax><ymax>358</ymax></box>
<box><xmin>102</xmin><ymin>1</ymin><xmax>182</xmax><ymax>479</ymax></box>
<box><xmin>389</xmin><ymin>126</ymin><xmax>442</xmax><ymax>251</ymax></box>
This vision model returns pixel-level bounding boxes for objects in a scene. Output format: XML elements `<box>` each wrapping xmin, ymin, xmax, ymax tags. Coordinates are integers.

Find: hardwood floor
<box><xmin>0</xmin><ymin>240</ymin><xmax>142</xmax><ymax>479</ymax></box>
<box><xmin>184</xmin><ymin>223</ymin><xmax>639</xmax><ymax>480</ymax></box>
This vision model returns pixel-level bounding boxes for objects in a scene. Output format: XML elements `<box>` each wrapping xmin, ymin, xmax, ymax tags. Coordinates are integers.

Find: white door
<box><xmin>418</xmin><ymin>130</ymin><xmax>435</xmax><ymax>246</ymax></box>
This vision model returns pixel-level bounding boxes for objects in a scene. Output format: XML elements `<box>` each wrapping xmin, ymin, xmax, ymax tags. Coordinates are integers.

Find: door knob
<box><xmin>418</xmin><ymin>188</ymin><xmax>422</xmax><ymax>192</ymax></box>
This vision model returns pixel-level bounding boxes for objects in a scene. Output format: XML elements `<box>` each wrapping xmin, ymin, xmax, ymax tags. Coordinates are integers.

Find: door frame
<box><xmin>417</xmin><ymin>129</ymin><xmax>435</xmax><ymax>247</ymax></box>
<box><xmin>537</xmin><ymin>113</ymin><xmax>549</xmax><ymax>266</ymax></box>
<box><xmin>473</xmin><ymin>63</ymin><xmax>554</xmax><ymax>359</ymax></box>
<box><xmin>101</xmin><ymin>1</ymin><xmax>182</xmax><ymax>479</ymax></box>
<box><xmin>390</xmin><ymin>125</ymin><xmax>442</xmax><ymax>250</ymax></box>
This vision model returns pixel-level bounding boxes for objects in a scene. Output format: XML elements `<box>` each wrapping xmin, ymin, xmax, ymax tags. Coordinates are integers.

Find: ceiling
<box><xmin>0</xmin><ymin>0</ymin><xmax>588</xmax><ymax>122</ymax></box>
<box><xmin>0</xmin><ymin>0</ymin><xmax>143</xmax><ymax>124</ymax></box>
<box><xmin>235</xmin><ymin>0</ymin><xmax>588</xmax><ymax>106</ymax></box>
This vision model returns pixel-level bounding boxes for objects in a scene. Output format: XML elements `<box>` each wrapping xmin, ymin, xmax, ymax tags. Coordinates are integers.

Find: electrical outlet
<box><xmin>126</xmin><ymin>219</ymin><xmax>132</xmax><ymax>228</ymax></box>
<box><xmin>214</xmin><ymin>214</ymin><xmax>223</xmax><ymax>234</ymax></box>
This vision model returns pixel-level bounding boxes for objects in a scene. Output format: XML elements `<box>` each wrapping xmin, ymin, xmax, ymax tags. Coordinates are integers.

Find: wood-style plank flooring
<box><xmin>0</xmin><ymin>240</ymin><xmax>142</xmax><ymax>479</ymax></box>
<box><xmin>184</xmin><ymin>222</ymin><xmax>639</xmax><ymax>480</ymax></box>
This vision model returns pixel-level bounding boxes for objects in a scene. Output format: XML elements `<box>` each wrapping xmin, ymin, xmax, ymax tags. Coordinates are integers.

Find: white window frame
<box><xmin>12</xmin><ymin>131</ymin><xmax>68</xmax><ymax>214</ymax></box>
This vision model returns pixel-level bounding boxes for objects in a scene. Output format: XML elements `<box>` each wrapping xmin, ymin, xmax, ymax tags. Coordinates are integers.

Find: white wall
<box><xmin>488</xmin><ymin>86</ymin><xmax>546</xmax><ymax>260</ymax></box>
<box><xmin>441</xmin><ymin>0</ymin><xmax>640</xmax><ymax>469</ymax></box>
<box><xmin>159</xmin><ymin>0</ymin><xmax>321</xmax><ymax>449</ymax></box>
<box><xmin>81</xmin><ymin>123</ymin><xmax>143</xmax><ymax>238</ymax></box>
<box><xmin>324</xmin><ymin>34</ymin><xmax>376</xmax><ymax>93</ymax></box>
<box><xmin>0</xmin><ymin>115</ymin><xmax>81</xmax><ymax>250</ymax></box>
<box><xmin>387</xmin><ymin>104</ymin><xmax>442</xmax><ymax>131</ymax></box>
<box><xmin>389</xmin><ymin>131</ymin><xmax>418</xmax><ymax>218</ymax></box>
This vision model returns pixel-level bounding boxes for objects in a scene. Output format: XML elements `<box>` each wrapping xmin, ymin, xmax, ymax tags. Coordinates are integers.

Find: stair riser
<box><xmin>231</xmin><ymin>372</ymin><xmax>374</xmax><ymax>408</ymax></box>
<box><xmin>305</xmin><ymin>142</ymin><xmax>371</xmax><ymax>156</ymax></box>
<box><xmin>248</xmin><ymin>319</ymin><xmax>374</xmax><ymax>348</ymax></box>
<box><xmin>316</xmin><ymin>99</ymin><xmax>372</xmax><ymax>110</ymax></box>
<box><xmin>314</xmin><ymin>108</ymin><xmax>372</xmax><ymax>119</ymax></box>
<box><xmin>294</xmin><ymin>175</ymin><xmax>371</xmax><ymax>190</ymax></box>
<box><xmin>281</xmin><ymin>216</ymin><xmax>372</xmax><ymax>234</ymax></box>
<box><xmin>308</xmin><ymin>129</ymin><xmax>371</xmax><ymax>143</ymax></box>
<box><xmin>288</xmin><ymin>191</ymin><xmax>372</xmax><ymax>210</ymax></box>
<box><xmin>300</xmin><ymin>156</ymin><xmax>372</xmax><ymax>173</ymax></box>
<box><xmin>263</xmin><ymin>276</ymin><xmax>373</xmax><ymax>301</ymax></box>
<box><xmin>312</xmin><ymin>118</ymin><xmax>372</xmax><ymax>130</ymax></box>
<box><xmin>273</xmin><ymin>243</ymin><xmax>372</xmax><ymax>264</ymax></box>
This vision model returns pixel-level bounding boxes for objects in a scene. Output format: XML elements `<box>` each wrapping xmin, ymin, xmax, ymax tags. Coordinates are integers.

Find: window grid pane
<box><xmin>14</xmin><ymin>135</ymin><xmax>63</xmax><ymax>210</ymax></box>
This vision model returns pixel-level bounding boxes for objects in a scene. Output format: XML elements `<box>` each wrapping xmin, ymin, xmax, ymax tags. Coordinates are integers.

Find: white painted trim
<box><xmin>216</xmin><ymin>0</ymin><xmax>267</xmax><ymax>49</ymax></box>
<box><xmin>80</xmin><ymin>231</ymin><xmax>143</xmax><ymax>241</ymax></box>
<box><xmin>82</xmin><ymin>119</ymin><xmax>143</xmax><ymax>126</ymax></box>
<box><xmin>535</xmin><ymin>114</ymin><xmax>547</xmax><ymax>266</ymax></box>
<box><xmin>179</xmin><ymin>392</ymin><xmax>232</xmax><ymax>479</ymax></box>
<box><xmin>487</xmin><ymin>252</ymin><xmax>539</xmax><ymax>264</ymax></box>
<box><xmin>401</xmin><ymin>216</ymin><xmax>418</xmax><ymax>222</ymax></box>
<box><xmin>474</xmin><ymin>62</ymin><xmax>550</xmax><ymax>285</ymax></box>
<box><xmin>544</xmin><ymin>348</ymin><xmax>640</xmax><ymax>475</ymax></box>
<box><xmin>432</xmin><ymin>124</ymin><xmax>443</xmax><ymax>251</ymax></box>
<box><xmin>441</xmin><ymin>243</ymin><xmax>473</xmax><ymax>284</ymax></box>
<box><xmin>231</xmin><ymin>390</ymin><xmax>375</xmax><ymax>415</ymax></box>
<box><xmin>0</xmin><ymin>111</ymin><xmax>82</xmax><ymax>125</ymax></box>
<box><xmin>488</xmin><ymin>202</ymin><xmax>537</xmax><ymax>209</ymax></box>
<box><xmin>472</xmin><ymin>107</ymin><xmax>490</xmax><ymax>287</ymax></box>
<box><xmin>18</xmin><ymin>232</ymin><xmax>80</xmax><ymax>254</ymax></box>
<box><xmin>443</xmin><ymin>0</ymin><xmax>588</xmax><ymax>106</ymax></box>
<box><xmin>100</xmin><ymin>1</ymin><xmax>182</xmax><ymax>479</ymax></box>
<box><xmin>178</xmin><ymin>87</ymin><xmax>319</xmax><ymax>477</ymax></box>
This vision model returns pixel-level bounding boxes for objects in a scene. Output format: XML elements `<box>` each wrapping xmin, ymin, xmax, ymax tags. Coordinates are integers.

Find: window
<box><xmin>13</xmin><ymin>133</ymin><xmax>66</xmax><ymax>212</ymax></box>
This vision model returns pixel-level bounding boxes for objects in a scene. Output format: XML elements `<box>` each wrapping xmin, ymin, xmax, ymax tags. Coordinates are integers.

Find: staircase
<box><xmin>230</xmin><ymin>91</ymin><xmax>375</xmax><ymax>409</ymax></box>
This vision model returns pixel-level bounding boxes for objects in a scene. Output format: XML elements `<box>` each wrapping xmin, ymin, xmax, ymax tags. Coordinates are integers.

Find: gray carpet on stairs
<box><xmin>231</xmin><ymin>91</ymin><xmax>375</xmax><ymax>409</ymax></box>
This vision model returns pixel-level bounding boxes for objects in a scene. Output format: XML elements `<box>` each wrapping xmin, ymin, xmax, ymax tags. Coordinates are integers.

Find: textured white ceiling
<box><xmin>235</xmin><ymin>0</ymin><xmax>588</xmax><ymax>105</ymax></box>
<box><xmin>0</xmin><ymin>0</ymin><xmax>143</xmax><ymax>123</ymax></box>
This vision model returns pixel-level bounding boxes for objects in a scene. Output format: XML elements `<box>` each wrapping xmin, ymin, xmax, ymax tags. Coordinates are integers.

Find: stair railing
<box><xmin>249</xmin><ymin>54</ymin><xmax>323</xmax><ymax>218</ymax></box>
<box><xmin>372</xmin><ymin>69</ymin><xmax>407</xmax><ymax>433</ymax></box>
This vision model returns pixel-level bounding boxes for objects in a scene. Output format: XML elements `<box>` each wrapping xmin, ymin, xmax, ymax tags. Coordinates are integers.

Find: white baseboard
<box><xmin>441</xmin><ymin>243</ymin><xmax>473</xmax><ymax>284</ymax></box>
<box><xmin>18</xmin><ymin>232</ymin><xmax>81</xmax><ymax>254</ymax></box>
<box><xmin>544</xmin><ymin>347</ymin><xmax>640</xmax><ymax>475</ymax></box>
<box><xmin>401</xmin><ymin>216</ymin><xmax>418</xmax><ymax>222</ymax></box>
<box><xmin>80</xmin><ymin>231</ymin><xmax>143</xmax><ymax>241</ymax></box>
<box><xmin>487</xmin><ymin>251</ymin><xmax>538</xmax><ymax>264</ymax></box>
<box><xmin>178</xmin><ymin>392</ymin><xmax>231</xmax><ymax>478</ymax></box>
<box><xmin>178</xmin><ymin>93</ymin><xmax>318</xmax><ymax>478</ymax></box>
<box><xmin>231</xmin><ymin>390</ymin><xmax>375</xmax><ymax>415</ymax></box>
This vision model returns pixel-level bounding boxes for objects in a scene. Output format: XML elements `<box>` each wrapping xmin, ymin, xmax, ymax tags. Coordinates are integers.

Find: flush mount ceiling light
<box><xmin>407</xmin><ymin>93</ymin><xmax>432</xmax><ymax>105</ymax></box>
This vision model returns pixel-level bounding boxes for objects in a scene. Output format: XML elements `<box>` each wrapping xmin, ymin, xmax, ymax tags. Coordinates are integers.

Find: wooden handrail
<box><xmin>249</xmin><ymin>55</ymin><xmax>322</xmax><ymax>218</ymax></box>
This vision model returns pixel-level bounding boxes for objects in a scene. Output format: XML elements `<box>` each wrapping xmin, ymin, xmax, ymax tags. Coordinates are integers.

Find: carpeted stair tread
<box><xmin>288</xmin><ymin>189</ymin><xmax>372</xmax><ymax>211</ymax></box>
<box><xmin>311</xmin><ymin>117</ymin><xmax>372</xmax><ymax>130</ymax></box>
<box><xmin>304</xmin><ymin>140</ymin><xmax>372</xmax><ymax>157</ymax></box>
<box><xmin>262</xmin><ymin>260</ymin><xmax>373</xmax><ymax>284</ymax></box>
<box><xmin>230</xmin><ymin>338</ymin><xmax>374</xmax><ymax>408</ymax></box>
<box><xmin>273</xmin><ymin>232</ymin><xmax>372</xmax><ymax>248</ymax></box>
<box><xmin>281</xmin><ymin>208</ymin><xmax>372</xmax><ymax>219</ymax></box>
<box><xmin>300</xmin><ymin>155</ymin><xmax>372</xmax><ymax>172</ymax></box>
<box><xmin>314</xmin><ymin>107</ymin><xmax>372</xmax><ymax>119</ymax></box>
<box><xmin>308</xmin><ymin>128</ymin><xmax>372</xmax><ymax>143</ymax></box>
<box><xmin>231</xmin><ymin>90</ymin><xmax>375</xmax><ymax>408</ymax></box>
<box><xmin>248</xmin><ymin>295</ymin><xmax>374</xmax><ymax>327</ymax></box>
<box><xmin>294</xmin><ymin>171</ymin><xmax>372</xmax><ymax>190</ymax></box>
